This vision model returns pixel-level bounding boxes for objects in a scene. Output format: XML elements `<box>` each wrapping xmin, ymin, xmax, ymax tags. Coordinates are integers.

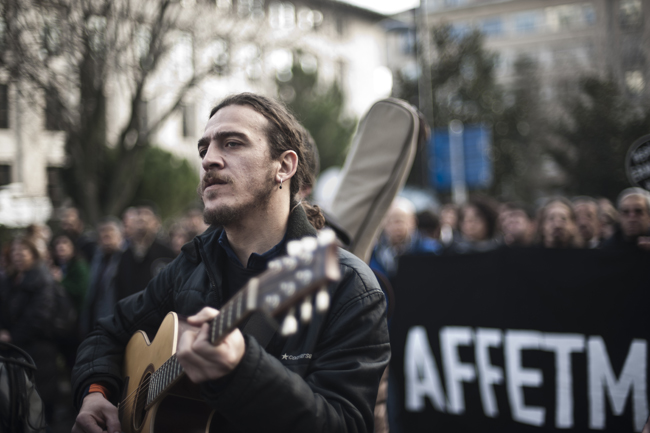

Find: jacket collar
<box><xmin>181</xmin><ymin>204</ymin><xmax>318</xmax><ymax>264</ymax></box>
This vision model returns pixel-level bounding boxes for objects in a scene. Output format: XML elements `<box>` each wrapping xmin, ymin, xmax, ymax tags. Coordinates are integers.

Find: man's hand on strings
<box><xmin>72</xmin><ymin>392</ymin><xmax>121</xmax><ymax>433</ymax></box>
<box><xmin>176</xmin><ymin>306</ymin><xmax>246</xmax><ymax>383</ymax></box>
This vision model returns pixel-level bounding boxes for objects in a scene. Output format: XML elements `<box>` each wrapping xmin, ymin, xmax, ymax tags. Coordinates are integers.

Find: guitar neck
<box><xmin>146</xmin><ymin>287</ymin><xmax>254</xmax><ymax>405</ymax></box>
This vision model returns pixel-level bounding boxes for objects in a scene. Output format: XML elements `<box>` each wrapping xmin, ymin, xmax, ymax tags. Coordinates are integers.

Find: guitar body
<box><xmin>121</xmin><ymin>312</ymin><xmax>213</xmax><ymax>433</ymax></box>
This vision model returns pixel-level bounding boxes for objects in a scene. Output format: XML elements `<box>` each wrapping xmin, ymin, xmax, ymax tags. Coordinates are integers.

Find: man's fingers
<box><xmin>177</xmin><ymin>327</ymin><xmax>199</xmax><ymax>358</ymax></box>
<box><xmin>104</xmin><ymin>409</ymin><xmax>122</xmax><ymax>433</ymax></box>
<box><xmin>187</xmin><ymin>306</ymin><xmax>219</xmax><ymax>325</ymax></box>
<box><xmin>72</xmin><ymin>414</ymin><xmax>104</xmax><ymax>433</ymax></box>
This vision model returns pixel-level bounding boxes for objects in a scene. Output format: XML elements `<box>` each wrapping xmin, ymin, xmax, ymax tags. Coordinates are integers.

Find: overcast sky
<box><xmin>340</xmin><ymin>0</ymin><xmax>420</xmax><ymax>15</ymax></box>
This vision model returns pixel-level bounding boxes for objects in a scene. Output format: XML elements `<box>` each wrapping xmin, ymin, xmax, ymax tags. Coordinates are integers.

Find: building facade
<box><xmin>422</xmin><ymin>0</ymin><xmax>649</xmax><ymax>99</ymax></box>
<box><xmin>0</xmin><ymin>0</ymin><xmax>391</xmax><ymax>226</ymax></box>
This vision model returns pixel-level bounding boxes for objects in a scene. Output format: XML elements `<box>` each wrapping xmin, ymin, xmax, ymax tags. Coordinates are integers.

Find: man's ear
<box><xmin>277</xmin><ymin>150</ymin><xmax>298</xmax><ymax>182</ymax></box>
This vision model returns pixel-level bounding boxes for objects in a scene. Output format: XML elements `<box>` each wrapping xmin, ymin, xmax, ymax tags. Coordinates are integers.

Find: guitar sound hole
<box><xmin>133</xmin><ymin>371</ymin><xmax>151</xmax><ymax>431</ymax></box>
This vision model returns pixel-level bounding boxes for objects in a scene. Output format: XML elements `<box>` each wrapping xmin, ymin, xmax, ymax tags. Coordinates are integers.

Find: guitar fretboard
<box><xmin>146</xmin><ymin>285</ymin><xmax>255</xmax><ymax>405</ymax></box>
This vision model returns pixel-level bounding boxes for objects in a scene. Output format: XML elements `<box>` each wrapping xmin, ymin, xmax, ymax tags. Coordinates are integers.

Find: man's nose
<box><xmin>201</xmin><ymin>143</ymin><xmax>224</xmax><ymax>171</ymax></box>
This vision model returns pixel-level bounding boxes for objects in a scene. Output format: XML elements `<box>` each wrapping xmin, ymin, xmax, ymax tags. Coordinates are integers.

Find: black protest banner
<box><xmin>389</xmin><ymin>248</ymin><xmax>650</xmax><ymax>432</ymax></box>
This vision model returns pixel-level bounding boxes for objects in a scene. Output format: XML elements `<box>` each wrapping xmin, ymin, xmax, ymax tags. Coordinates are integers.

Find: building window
<box><xmin>0</xmin><ymin>84</ymin><xmax>8</xmax><ymax>129</ymax></box>
<box><xmin>335</xmin><ymin>16</ymin><xmax>345</xmax><ymax>36</ymax></box>
<box><xmin>0</xmin><ymin>165</ymin><xmax>11</xmax><ymax>186</ymax></box>
<box><xmin>626</xmin><ymin>70</ymin><xmax>645</xmax><ymax>94</ymax></box>
<box><xmin>216</xmin><ymin>0</ymin><xmax>232</xmax><ymax>9</ymax></box>
<box><xmin>46</xmin><ymin>167</ymin><xmax>63</xmax><ymax>207</ymax></box>
<box><xmin>514</xmin><ymin>11</ymin><xmax>539</xmax><ymax>34</ymax></box>
<box><xmin>450</xmin><ymin>21</ymin><xmax>470</xmax><ymax>39</ymax></box>
<box><xmin>207</xmin><ymin>39</ymin><xmax>229</xmax><ymax>75</ymax></box>
<box><xmin>620</xmin><ymin>0</ymin><xmax>643</xmax><ymax>29</ymax></box>
<box><xmin>400</xmin><ymin>29</ymin><xmax>416</xmax><ymax>55</ymax></box>
<box><xmin>0</xmin><ymin>18</ymin><xmax>6</xmax><ymax>51</ymax></box>
<box><xmin>269</xmin><ymin>2</ymin><xmax>295</xmax><ymax>30</ymax></box>
<box><xmin>42</xmin><ymin>17</ymin><xmax>61</xmax><ymax>56</ymax></box>
<box><xmin>87</xmin><ymin>15</ymin><xmax>107</xmax><ymax>53</ymax></box>
<box><xmin>480</xmin><ymin>17</ymin><xmax>503</xmax><ymax>37</ymax></box>
<box><xmin>45</xmin><ymin>91</ymin><xmax>63</xmax><ymax>131</ymax></box>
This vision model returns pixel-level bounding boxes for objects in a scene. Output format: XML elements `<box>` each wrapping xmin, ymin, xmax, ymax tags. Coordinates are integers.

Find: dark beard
<box><xmin>201</xmin><ymin>169</ymin><xmax>276</xmax><ymax>227</ymax></box>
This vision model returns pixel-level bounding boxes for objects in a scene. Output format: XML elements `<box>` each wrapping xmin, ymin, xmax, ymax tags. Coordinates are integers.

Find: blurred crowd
<box><xmin>0</xmin><ymin>203</ymin><xmax>208</xmax><ymax>428</ymax></box>
<box><xmin>370</xmin><ymin>187</ymin><xmax>650</xmax><ymax>433</ymax></box>
<box><xmin>370</xmin><ymin>187</ymin><xmax>650</xmax><ymax>280</ymax></box>
<box><xmin>0</xmin><ymin>185</ymin><xmax>648</xmax><ymax>430</ymax></box>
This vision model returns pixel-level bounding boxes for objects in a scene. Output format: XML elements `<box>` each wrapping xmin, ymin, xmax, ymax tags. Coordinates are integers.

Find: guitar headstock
<box><xmin>258</xmin><ymin>229</ymin><xmax>340</xmax><ymax>335</ymax></box>
<box><xmin>209</xmin><ymin>229</ymin><xmax>341</xmax><ymax>345</ymax></box>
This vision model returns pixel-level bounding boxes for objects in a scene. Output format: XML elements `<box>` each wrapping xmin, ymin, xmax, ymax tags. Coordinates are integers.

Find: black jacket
<box><xmin>115</xmin><ymin>238</ymin><xmax>176</xmax><ymax>301</ymax></box>
<box><xmin>71</xmin><ymin>206</ymin><xmax>390</xmax><ymax>432</ymax></box>
<box><xmin>0</xmin><ymin>264</ymin><xmax>57</xmax><ymax>345</ymax></box>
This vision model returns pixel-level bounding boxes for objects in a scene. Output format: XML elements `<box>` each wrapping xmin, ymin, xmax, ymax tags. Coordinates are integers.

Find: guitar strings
<box><xmin>119</xmin><ymin>309</ymin><xmax>230</xmax><ymax>409</ymax></box>
<box><xmin>119</xmin><ymin>369</ymin><xmax>162</xmax><ymax>409</ymax></box>
<box><xmin>119</xmin><ymin>374</ymin><xmax>153</xmax><ymax>408</ymax></box>
<box><xmin>119</xmin><ymin>357</ymin><xmax>185</xmax><ymax>410</ymax></box>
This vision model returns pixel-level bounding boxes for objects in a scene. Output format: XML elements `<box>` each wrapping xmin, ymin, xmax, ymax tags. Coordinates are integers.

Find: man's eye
<box><xmin>199</xmin><ymin>149</ymin><xmax>207</xmax><ymax>158</ymax></box>
<box><xmin>225</xmin><ymin>141</ymin><xmax>239</xmax><ymax>148</ymax></box>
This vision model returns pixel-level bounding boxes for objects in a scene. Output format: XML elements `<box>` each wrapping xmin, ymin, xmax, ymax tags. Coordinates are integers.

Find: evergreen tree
<box><xmin>131</xmin><ymin>147</ymin><xmax>200</xmax><ymax>221</ymax></box>
<box><xmin>552</xmin><ymin>76</ymin><xmax>650</xmax><ymax>200</ymax></box>
<box><xmin>277</xmin><ymin>58</ymin><xmax>357</xmax><ymax>173</ymax></box>
<box><xmin>395</xmin><ymin>25</ymin><xmax>537</xmax><ymax>200</ymax></box>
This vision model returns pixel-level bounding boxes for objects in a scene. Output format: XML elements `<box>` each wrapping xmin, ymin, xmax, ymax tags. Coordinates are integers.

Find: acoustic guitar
<box><xmin>118</xmin><ymin>230</ymin><xmax>340</xmax><ymax>433</ymax></box>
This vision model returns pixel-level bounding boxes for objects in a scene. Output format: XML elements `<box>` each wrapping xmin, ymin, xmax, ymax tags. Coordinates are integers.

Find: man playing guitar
<box><xmin>71</xmin><ymin>93</ymin><xmax>390</xmax><ymax>433</ymax></box>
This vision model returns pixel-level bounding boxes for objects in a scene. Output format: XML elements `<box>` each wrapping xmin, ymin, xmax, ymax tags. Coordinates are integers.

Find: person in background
<box><xmin>537</xmin><ymin>197</ymin><xmax>583</xmax><ymax>249</ymax></box>
<box><xmin>51</xmin><ymin>234</ymin><xmax>90</xmax><ymax>312</ymax></box>
<box><xmin>59</xmin><ymin>206</ymin><xmax>96</xmax><ymax>262</ymax></box>
<box><xmin>80</xmin><ymin>218</ymin><xmax>126</xmax><ymax>338</ymax></box>
<box><xmin>499</xmin><ymin>202</ymin><xmax>535</xmax><ymax>247</ymax></box>
<box><xmin>121</xmin><ymin>206</ymin><xmax>139</xmax><ymax>244</ymax></box>
<box><xmin>182</xmin><ymin>207</ymin><xmax>209</xmax><ymax>239</ymax></box>
<box><xmin>439</xmin><ymin>203</ymin><xmax>458</xmax><ymax>246</ymax></box>
<box><xmin>168</xmin><ymin>220</ymin><xmax>191</xmax><ymax>256</ymax></box>
<box><xmin>602</xmin><ymin>187</ymin><xmax>650</xmax><ymax>251</ymax></box>
<box><xmin>572</xmin><ymin>196</ymin><xmax>603</xmax><ymax>249</ymax></box>
<box><xmin>114</xmin><ymin>203</ymin><xmax>176</xmax><ymax>301</ymax></box>
<box><xmin>446</xmin><ymin>196</ymin><xmax>501</xmax><ymax>254</ymax></box>
<box><xmin>25</xmin><ymin>223</ymin><xmax>53</xmax><ymax>263</ymax></box>
<box><xmin>371</xmin><ymin>197</ymin><xmax>441</xmax><ymax>279</ymax></box>
<box><xmin>417</xmin><ymin>209</ymin><xmax>441</xmax><ymax>241</ymax></box>
<box><xmin>0</xmin><ymin>237</ymin><xmax>60</xmax><ymax>424</ymax></box>
<box><xmin>597</xmin><ymin>197</ymin><xmax>619</xmax><ymax>241</ymax></box>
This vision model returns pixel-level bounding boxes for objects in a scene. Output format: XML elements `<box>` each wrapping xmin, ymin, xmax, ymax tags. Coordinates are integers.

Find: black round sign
<box><xmin>626</xmin><ymin>134</ymin><xmax>650</xmax><ymax>191</ymax></box>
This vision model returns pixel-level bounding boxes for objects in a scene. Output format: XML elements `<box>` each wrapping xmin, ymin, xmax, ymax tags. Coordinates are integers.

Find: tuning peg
<box><xmin>318</xmin><ymin>228</ymin><xmax>336</xmax><ymax>246</ymax></box>
<box><xmin>287</xmin><ymin>240</ymin><xmax>303</xmax><ymax>257</ymax></box>
<box><xmin>267</xmin><ymin>259</ymin><xmax>282</xmax><ymax>272</ymax></box>
<box><xmin>281</xmin><ymin>307</ymin><xmax>298</xmax><ymax>336</ymax></box>
<box><xmin>300</xmin><ymin>296</ymin><xmax>313</xmax><ymax>323</ymax></box>
<box><xmin>281</xmin><ymin>257</ymin><xmax>297</xmax><ymax>270</ymax></box>
<box><xmin>316</xmin><ymin>287</ymin><xmax>329</xmax><ymax>312</ymax></box>
<box><xmin>301</xmin><ymin>237</ymin><xmax>318</xmax><ymax>252</ymax></box>
<box><xmin>295</xmin><ymin>270</ymin><xmax>313</xmax><ymax>285</ymax></box>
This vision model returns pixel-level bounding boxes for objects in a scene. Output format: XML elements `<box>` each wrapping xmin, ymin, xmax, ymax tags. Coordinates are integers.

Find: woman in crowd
<box><xmin>51</xmin><ymin>233</ymin><xmax>90</xmax><ymax>312</ymax></box>
<box><xmin>0</xmin><ymin>237</ymin><xmax>60</xmax><ymax>423</ymax></box>
<box><xmin>446</xmin><ymin>196</ymin><xmax>501</xmax><ymax>254</ymax></box>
